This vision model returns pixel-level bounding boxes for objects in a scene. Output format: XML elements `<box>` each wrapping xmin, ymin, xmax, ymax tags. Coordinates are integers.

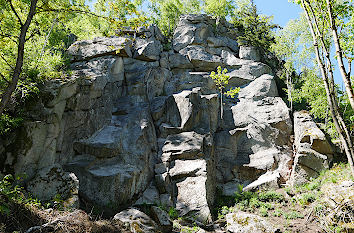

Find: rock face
<box><xmin>0</xmin><ymin>14</ymin><xmax>335</xmax><ymax>225</ymax></box>
<box><xmin>290</xmin><ymin>111</ymin><xmax>334</xmax><ymax>186</ymax></box>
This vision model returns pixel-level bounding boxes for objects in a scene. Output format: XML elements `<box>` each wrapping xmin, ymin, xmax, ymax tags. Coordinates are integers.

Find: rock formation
<box><xmin>0</xmin><ymin>14</ymin><xmax>335</xmax><ymax>230</ymax></box>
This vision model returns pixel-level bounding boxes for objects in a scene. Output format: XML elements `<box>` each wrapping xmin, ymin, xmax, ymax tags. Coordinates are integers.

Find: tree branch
<box><xmin>9</xmin><ymin>0</ymin><xmax>24</xmax><ymax>26</ymax></box>
<box><xmin>0</xmin><ymin>54</ymin><xmax>15</xmax><ymax>71</ymax></box>
<box><xmin>0</xmin><ymin>72</ymin><xmax>10</xmax><ymax>84</ymax></box>
<box><xmin>0</xmin><ymin>0</ymin><xmax>38</xmax><ymax>116</ymax></box>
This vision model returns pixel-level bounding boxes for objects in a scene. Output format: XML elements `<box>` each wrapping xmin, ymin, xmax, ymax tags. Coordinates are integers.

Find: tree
<box><xmin>210</xmin><ymin>66</ymin><xmax>240</xmax><ymax>119</ymax></box>
<box><xmin>203</xmin><ymin>0</ymin><xmax>234</xmax><ymax>23</ymax></box>
<box><xmin>149</xmin><ymin>0</ymin><xmax>202</xmax><ymax>38</ymax></box>
<box><xmin>325</xmin><ymin>0</ymin><xmax>354</xmax><ymax>111</ymax></box>
<box><xmin>296</xmin><ymin>0</ymin><xmax>354</xmax><ymax>175</ymax></box>
<box><xmin>0</xmin><ymin>0</ymin><xmax>39</xmax><ymax>117</ymax></box>
<box><xmin>232</xmin><ymin>0</ymin><xmax>278</xmax><ymax>50</ymax></box>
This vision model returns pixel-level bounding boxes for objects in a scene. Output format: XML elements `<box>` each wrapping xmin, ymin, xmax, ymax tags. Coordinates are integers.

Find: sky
<box><xmin>254</xmin><ymin>0</ymin><xmax>302</xmax><ymax>27</ymax></box>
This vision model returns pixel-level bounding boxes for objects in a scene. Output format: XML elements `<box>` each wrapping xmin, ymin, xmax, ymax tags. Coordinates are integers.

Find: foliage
<box><xmin>232</xmin><ymin>0</ymin><xmax>278</xmax><ymax>50</ymax></box>
<box><xmin>149</xmin><ymin>0</ymin><xmax>202</xmax><ymax>38</ymax></box>
<box><xmin>203</xmin><ymin>0</ymin><xmax>234</xmax><ymax>20</ymax></box>
<box><xmin>95</xmin><ymin>0</ymin><xmax>150</xmax><ymax>33</ymax></box>
<box><xmin>168</xmin><ymin>206</ymin><xmax>179</xmax><ymax>220</ymax></box>
<box><xmin>210</xmin><ymin>66</ymin><xmax>230</xmax><ymax>92</ymax></box>
<box><xmin>0</xmin><ymin>174</ymin><xmax>42</xmax><ymax>216</ymax></box>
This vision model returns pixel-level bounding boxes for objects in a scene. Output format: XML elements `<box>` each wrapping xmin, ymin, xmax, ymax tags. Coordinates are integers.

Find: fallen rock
<box><xmin>226</xmin><ymin>211</ymin><xmax>280</xmax><ymax>233</ymax></box>
<box><xmin>114</xmin><ymin>208</ymin><xmax>158</xmax><ymax>233</ymax></box>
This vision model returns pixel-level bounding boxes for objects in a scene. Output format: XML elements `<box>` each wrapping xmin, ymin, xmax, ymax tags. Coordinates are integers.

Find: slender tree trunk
<box><xmin>220</xmin><ymin>89</ymin><xmax>223</xmax><ymax>120</ymax></box>
<box><xmin>325</xmin><ymin>0</ymin><xmax>354</xmax><ymax>111</ymax></box>
<box><xmin>301</xmin><ymin>0</ymin><xmax>354</xmax><ymax>176</ymax></box>
<box><xmin>0</xmin><ymin>0</ymin><xmax>38</xmax><ymax>116</ymax></box>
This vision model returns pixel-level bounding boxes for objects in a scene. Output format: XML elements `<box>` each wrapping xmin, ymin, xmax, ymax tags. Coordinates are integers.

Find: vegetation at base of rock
<box><xmin>215</xmin><ymin>163</ymin><xmax>353</xmax><ymax>233</ymax></box>
<box><xmin>0</xmin><ymin>175</ymin><xmax>130</xmax><ymax>232</ymax></box>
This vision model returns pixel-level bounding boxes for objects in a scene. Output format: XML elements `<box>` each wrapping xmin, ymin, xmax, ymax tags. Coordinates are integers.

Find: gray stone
<box><xmin>68</xmin><ymin>37</ymin><xmax>132</xmax><ymax>61</ymax></box>
<box><xmin>151</xmin><ymin>206</ymin><xmax>173</xmax><ymax>233</ymax></box>
<box><xmin>179</xmin><ymin>45</ymin><xmax>222</xmax><ymax>71</ymax></box>
<box><xmin>114</xmin><ymin>208</ymin><xmax>158</xmax><ymax>233</ymax></box>
<box><xmin>27</xmin><ymin>164</ymin><xmax>79</xmax><ymax>208</ymax></box>
<box><xmin>207</xmin><ymin>36</ymin><xmax>239</xmax><ymax>53</ymax></box>
<box><xmin>175</xmin><ymin>176</ymin><xmax>213</xmax><ymax>223</ymax></box>
<box><xmin>239</xmin><ymin>46</ymin><xmax>261</xmax><ymax>61</ymax></box>
<box><xmin>162</xmin><ymin>132</ymin><xmax>204</xmax><ymax>161</ymax></box>
<box><xmin>226</xmin><ymin>212</ymin><xmax>279</xmax><ymax>233</ymax></box>
<box><xmin>169</xmin><ymin>159</ymin><xmax>207</xmax><ymax>179</ymax></box>
<box><xmin>169</xmin><ymin>53</ymin><xmax>193</xmax><ymax>69</ymax></box>
<box><xmin>294</xmin><ymin>111</ymin><xmax>333</xmax><ymax>155</ymax></box>
<box><xmin>134</xmin><ymin>184</ymin><xmax>160</xmax><ymax>206</ymax></box>
<box><xmin>134</xmin><ymin>37</ymin><xmax>162</xmax><ymax>61</ymax></box>
<box><xmin>290</xmin><ymin>111</ymin><xmax>334</xmax><ymax>186</ymax></box>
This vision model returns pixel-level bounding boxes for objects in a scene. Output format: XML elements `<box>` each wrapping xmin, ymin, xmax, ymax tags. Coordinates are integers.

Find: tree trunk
<box><xmin>220</xmin><ymin>89</ymin><xmax>223</xmax><ymax>120</ymax></box>
<box><xmin>301</xmin><ymin>0</ymin><xmax>354</xmax><ymax>176</ymax></box>
<box><xmin>325</xmin><ymin>0</ymin><xmax>354</xmax><ymax>111</ymax></box>
<box><xmin>0</xmin><ymin>0</ymin><xmax>38</xmax><ymax>116</ymax></box>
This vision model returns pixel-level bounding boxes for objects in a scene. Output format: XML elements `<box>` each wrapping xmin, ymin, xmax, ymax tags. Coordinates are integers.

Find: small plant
<box><xmin>273</xmin><ymin>208</ymin><xmax>283</xmax><ymax>217</ymax></box>
<box><xmin>297</xmin><ymin>192</ymin><xmax>317</xmax><ymax>206</ymax></box>
<box><xmin>210</xmin><ymin>66</ymin><xmax>240</xmax><ymax>119</ymax></box>
<box><xmin>258</xmin><ymin>190</ymin><xmax>284</xmax><ymax>202</ymax></box>
<box><xmin>259</xmin><ymin>206</ymin><xmax>268</xmax><ymax>217</ymax></box>
<box><xmin>168</xmin><ymin>207</ymin><xmax>179</xmax><ymax>220</ymax></box>
<box><xmin>283</xmin><ymin>210</ymin><xmax>304</xmax><ymax>219</ymax></box>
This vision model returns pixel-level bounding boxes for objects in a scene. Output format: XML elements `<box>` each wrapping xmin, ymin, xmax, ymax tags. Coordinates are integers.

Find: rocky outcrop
<box><xmin>290</xmin><ymin>111</ymin><xmax>334</xmax><ymax>186</ymax></box>
<box><xmin>0</xmin><ymin>14</ymin><xmax>335</xmax><ymax>227</ymax></box>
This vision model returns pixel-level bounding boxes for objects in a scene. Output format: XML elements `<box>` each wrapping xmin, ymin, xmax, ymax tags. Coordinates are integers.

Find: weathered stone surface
<box><xmin>162</xmin><ymin>132</ymin><xmax>204</xmax><ymax>161</ymax></box>
<box><xmin>134</xmin><ymin>37</ymin><xmax>162</xmax><ymax>61</ymax></box>
<box><xmin>151</xmin><ymin>206</ymin><xmax>173</xmax><ymax>233</ymax></box>
<box><xmin>169</xmin><ymin>53</ymin><xmax>193</xmax><ymax>69</ymax></box>
<box><xmin>114</xmin><ymin>208</ymin><xmax>158</xmax><ymax>233</ymax></box>
<box><xmin>179</xmin><ymin>45</ymin><xmax>222</xmax><ymax>71</ymax></box>
<box><xmin>294</xmin><ymin>111</ymin><xmax>333</xmax><ymax>155</ymax></box>
<box><xmin>176</xmin><ymin>176</ymin><xmax>213</xmax><ymax>223</ymax></box>
<box><xmin>173</xmin><ymin>15</ymin><xmax>214</xmax><ymax>52</ymax></box>
<box><xmin>207</xmin><ymin>36</ymin><xmax>239</xmax><ymax>53</ymax></box>
<box><xmin>68</xmin><ymin>37</ymin><xmax>132</xmax><ymax>61</ymax></box>
<box><xmin>226</xmin><ymin>60</ymin><xmax>273</xmax><ymax>87</ymax></box>
<box><xmin>226</xmin><ymin>212</ymin><xmax>279</xmax><ymax>233</ymax></box>
<box><xmin>239</xmin><ymin>46</ymin><xmax>261</xmax><ymax>62</ymax></box>
<box><xmin>134</xmin><ymin>184</ymin><xmax>160</xmax><ymax>206</ymax></box>
<box><xmin>27</xmin><ymin>164</ymin><xmax>79</xmax><ymax>208</ymax></box>
<box><xmin>290</xmin><ymin>111</ymin><xmax>334</xmax><ymax>186</ymax></box>
<box><xmin>169</xmin><ymin>159</ymin><xmax>206</xmax><ymax>179</ymax></box>
<box><xmin>65</xmin><ymin>98</ymin><xmax>157</xmax><ymax>212</ymax></box>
